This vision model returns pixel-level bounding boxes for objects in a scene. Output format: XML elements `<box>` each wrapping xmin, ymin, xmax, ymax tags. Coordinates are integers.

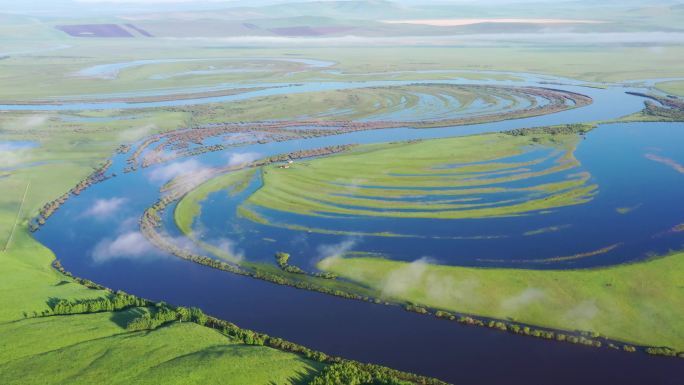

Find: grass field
<box><xmin>657</xmin><ymin>80</ymin><xmax>684</xmax><ymax>97</ymax></box>
<box><xmin>246</xmin><ymin>131</ymin><xmax>596</xmax><ymax>220</ymax></box>
<box><xmin>182</xmin><ymin>83</ymin><xmax>532</xmax><ymax>123</ymax></box>
<box><xmin>0</xmin><ymin>110</ymin><xmax>325</xmax><ymax>384</ymax></box>
<box><xmin>2</xmin><ymin>41</ymin><xmax>684</xmax><ymax>100</ymax></box>
<box><xmin>0</xmin><ymin>312</ymin><xmax>320</xmax><ymax>385</ymax></box>
<box><xmin>2</xmin><ymin>2</ymin><xmax>683</xmax><ymax>381</ymax></box>
<box><xmin>318</xmin><ymin>253</ymin><xmax>684</xmax><ymax>351</ymax></box>
<box><xmin>0</xmin><ymin>230</ymin><xmax>322</xmax><ymax>384</ymax></box>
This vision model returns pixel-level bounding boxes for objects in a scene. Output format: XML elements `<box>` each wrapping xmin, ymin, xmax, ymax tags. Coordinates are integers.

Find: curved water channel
<box><xmin>30</xmin><ymin>74</ymin><xmax>684</xmax><ymax>384</ymax></box>
<box><xmin>0</xmin><ymin>70</ymin><xmax>643</xmax><ymax>111</ymax></box>
<box><xmin>189</xmin><ymin>123</ymin><xmax>684</xmax><ymax>270</ymax></box>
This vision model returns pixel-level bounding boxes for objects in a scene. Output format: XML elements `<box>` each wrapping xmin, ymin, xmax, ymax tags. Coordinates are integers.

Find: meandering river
<box><xmin>31</xmin><ymin>73</ymin><xmax>684</xmax><ymax>384</ymax></box>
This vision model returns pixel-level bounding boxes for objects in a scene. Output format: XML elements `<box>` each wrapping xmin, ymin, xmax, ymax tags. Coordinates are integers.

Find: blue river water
<box><xmin>191</xmin><ymin>123</ymin><xmax>684</xmax><ymax>270</ymax></box>
<box><xmin>32</xmin><ymin>75</ymin><xmax>684</xmax><ymax>384</ymax></box>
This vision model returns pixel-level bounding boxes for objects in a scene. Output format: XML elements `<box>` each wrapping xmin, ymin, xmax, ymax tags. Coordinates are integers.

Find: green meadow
<box><xmin>184</xmin><ymin>84</ymin><xmax>528</xmax><ymax>123</ymax></box>
<box><xmin>657</xmin><ymin>80</ymin><xmax>684</xmax><ymax>97</ymax></box>
<box><xmin>318</xmin><ymin>252</ymin><xmax>684</xmax><ymax>351</ymax></box>
<box><xmin>0</xmin><ymin>227</ymin><xmax>322</xmax><ymax>385</ymax></box>
<box><xmin>2</xmin><ymin>42</ymin><xmax>684</xmax><ymax>100</ymax></box>
<box><xmin>2</xmin><ymin>1</ymin><xmax>684</xmax><ymax>381</ymax></box>
<box><xmin>0</xmin><ymin>111</ymin><xmax>325</xmax><ymax>384</ymax></box>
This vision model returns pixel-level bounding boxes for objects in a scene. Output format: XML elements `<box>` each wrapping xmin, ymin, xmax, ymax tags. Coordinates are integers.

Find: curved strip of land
<box><xmin>164</xmin><ymin>126</ymin><xmax>683</xmax><ymax>356</ymax></box>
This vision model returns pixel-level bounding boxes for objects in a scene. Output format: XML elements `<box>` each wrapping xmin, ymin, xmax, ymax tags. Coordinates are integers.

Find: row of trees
<box><xmin>50</xmin><ymin>293</ymin><xmax>149</xmax><ymax>316</ymax></box>
<box><xmin>23</xmin><ymin>288</ymin><xmax>151</xmax><ymax>318</ymax></box>
<box><xmin>121</xmin><ymin>302</ymin><xmax>447</xmax><ymax>385</ymax></box>
<box><xmin>52</xmin><ymin>260</ymin><xmax>105</xmax><ymax>290</ymax></box>
<box><xmin>140</xmin><ymin>198</ymin><xmax>374</xmax><ymax>304</ymax></box>
<box><xmin>504</xmin><ymin>123</ymin><xmax>594</xmax><ymax>137</ymax></box>
<box><xmin>275</xmin><ymin>252</ymin><xmax>306</xmax><ymax>274</ymax></box>
<box><xmin>126</xmin><ymin>304</ymin><xmax>208</xmax><ymax>331</ymax></box>
<box><xmin>643</xmin><ymin>101</ymin><xmax>684</xmax><ymax>121</ymax></box>
<box><xmin>30</xmin><ymin>160</ymin><xmax>114</xmax><ymax>232</ymax></box>
<box><xmin>274</xmin><ymin>252</ymin><xmax>337</xmax><ymax>279</ymax></box>
<box><xmin>646</xmin><ymin>347</ymin><xmax>680</xmax><ymax>357</ymax></box>
<box><xmin>433</xmin><ymin>309</ymin><xmax>606</xmax><ymax>347</ymax></box>
<box><xmin>308</xmin><ymin>363</ymin><xmax>414</xmax><ymax>385</ymax></box>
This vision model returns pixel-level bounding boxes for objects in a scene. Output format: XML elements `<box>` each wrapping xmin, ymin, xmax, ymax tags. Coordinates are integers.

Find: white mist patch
<box><xmin>316</xmin><ymin>237</ymin><xmax>360</xmax><ymax>269</ymax></box>
<box><xmin>564</xmin><ymin>300</ymin><xmax>600</xmax><ymax>329</ymax></box>
<box><xmin>158</xmin><ymin>32</ymin><xmax>684</xmax><ymax>47</ymax></box>
<box><xmin>381</xmin><ymin>18</ymin><xmax>606</xmax><ymax>27</ymax></box>
<box><xmin>500</xmin><ymin>288</ymin><xmax>546</xmax><ymax>313</ymax></box>
<box><xmin>0</xmin><ymin>149</ymin><xmax>27</xmax><ymax>168</ymax></box>
<box><xmin>226</xmin><ymin>151</ymin><xmax>261</xmax><ymax>167</ymax></box>
<box><xmin>83</xmin><ymin>197</ymin><xmax>127</xmax><ymax>218</ymax></box>
<box><xmin>147</xmin><ymin>159</ymin><xmax>209</xmax><ymax>183</ymax></box>
<box><xmin>92</xmin><ymin>231</ymin><xmax>161</xmax><ymax>263</ymax></box>
<box><xmin>0</xmin><ymin>141</ymin><xmax>37</xmax><ymax>168</ymax></box>
<box><xmin>375</xmin><ymin>257</ymin><xmax>480</xmax><ymax>304</ymax></box>
<box><xmin>214</xmin><ymin>237</ymin><xmax>244</xmax><ymax>262</ymax></box>
<box><xmin>381</xmin><ymin>257</ymin><xmax>432</xmax><ymax>298</ymax></box>
<box><xmin>317</xmin><ymin>237</ymin><xmax>359</xmax><ymax>259</ymax></box>
<box><xmin>336</xmin><ymin>177</ymin><xmax>367</xmax><ymax>193</ymax></box>
<box><xmin>424</xmin><ymin>275</ymin><xmax>480</xmax><ymax>305</ymax></box>
<box><xmin>20</xmin><ymin>115</ymin><xmax>50</xmax><ymax>129</ymax></box>
<box><xmin>118</xmin><ymin>124</ymin><xmax>156</xmax><ymax>142</ymax></box>
<box><xmin>117</xmin><ymin>216</ymin><xmax>139</xmax><ymax>232</ymax></box>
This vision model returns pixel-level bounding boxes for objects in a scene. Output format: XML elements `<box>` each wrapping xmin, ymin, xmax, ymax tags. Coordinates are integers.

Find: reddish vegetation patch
<box><xmin>269</xmin><ymin>26</ymin><xmax>354</xmax><ymax>36</ymax></box>
<box><xmin>125</xmin><ymin>23</ymin><xmax>153</xmax><ymax>37</ymax></box>
<box><xmin>56</xmin><ymin>24</ymin><xmax>134</xmax><ymax>38</ymax></box>
<box><xmin>644</xmin><ymin>153</ymin><xmax>684</xmax><ymax>174</ymax></box>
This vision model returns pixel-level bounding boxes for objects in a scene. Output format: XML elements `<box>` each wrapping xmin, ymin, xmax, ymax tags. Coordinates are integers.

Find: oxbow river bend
<box><xmin>31</xmin><ymin>75</ymin><xmax>684</xmax><ymax>384</ymax></box>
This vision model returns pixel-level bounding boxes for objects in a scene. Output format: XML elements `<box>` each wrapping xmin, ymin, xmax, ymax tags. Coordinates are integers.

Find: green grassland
<box><xmin>0</xmin><ymin>230</ymin><xmax>322</xmax><ymax>385</ymax></box>
<box><xmin>1</xmin><ymin>3</ymin><xmax>683</xmax><ymax>381</ymax></box>
<box><xmin>180</xmin><ymin>84</ymin><xmax>533</xmax><ymax>123</ymax></box>
<box><xmin>657</xmin><ymin>80</ymin><xmax>684</xmax><ymax>97</ymax></box>
<box><xmin>0</xmin><ymin>111</ymin><xmax>325</xmax><ymax>384</ymax></box>
<box><xmin>318</xmin><ymin>252</ymin><xmax>684</xmax><ymax>351</ymax></box>
<box><xmin>246</xmin><ymin>132</ymin><xmax>596</xmax><ymax>220</ymax></box>
<box><xmin>2</xmin><ymin>0</ymin><xmax>684</xmax><ymax>102</ymax></box>
<box><xmin>318</xmin><ymin>45</ymin><xmax>684</xmax><ymax>83</ymax></box>
<box><xmin>2</xmin><ymin>39</ymin><xmax>684</xmax><ymax>100</ymax></box>
<box><xmin>0</xmin><ymin>311</ymin><xmax>320</xmax><ymax>385</ymax></box>
<box><xmin>0</xmin><ymin>110</ymin><xmax>189</xmax><ymax>241</ymax></box>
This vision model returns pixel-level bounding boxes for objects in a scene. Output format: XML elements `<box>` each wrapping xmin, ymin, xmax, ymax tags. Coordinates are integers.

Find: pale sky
<box><xmin>0</xmin><ymin>0</ymin><xmax>668</xmax><ymax>17</ymax></box>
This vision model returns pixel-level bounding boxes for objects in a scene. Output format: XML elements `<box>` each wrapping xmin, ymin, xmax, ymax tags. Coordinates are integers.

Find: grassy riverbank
<box><xmin>0</xmin><ymin>112</ymin><xmax>329</xmax><ymax>384</ymax></box>
<box><xmin>656</xmin><ymin>81</ymin><xmax>684</xmax><ymax>97</ymax></box>
<box><xmin>184</xmin><ymin>84</ymin><xmax>537</xmax><ymax>123</ymax></box>
<box><xmin>175</xmin><ymin>168</ymin><xmax>256</xmax><ymax>236</ymax></box>
<box><xmin>3</xmin><ymin>41</ymin><xmax>684</xmax><ymax>101</ymax></box>
<box><xmin>0</xmin><ymin>228</ymin><xmax>325</xmax><ymax>384</ymax></box>
<box><xmin>0</xmin><ymin>310</ymin><xmax>321</xmax><ymax>384</ymax></box>
<box><xmin>318</xmin><ymin>253</ymin><xmax>684</xmax><ymax>351</ymax></box>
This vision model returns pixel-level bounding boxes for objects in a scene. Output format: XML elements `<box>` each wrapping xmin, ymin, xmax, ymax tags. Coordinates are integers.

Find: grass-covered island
<box><xmin>172</xmin><ymin>123</ymin><xmax>683</xmax><ymax>355</ymax></box>
<box><xmin>245</xmin><ymin>125</ymin><xmax>596</xmax><ymax>221</ymax></box>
